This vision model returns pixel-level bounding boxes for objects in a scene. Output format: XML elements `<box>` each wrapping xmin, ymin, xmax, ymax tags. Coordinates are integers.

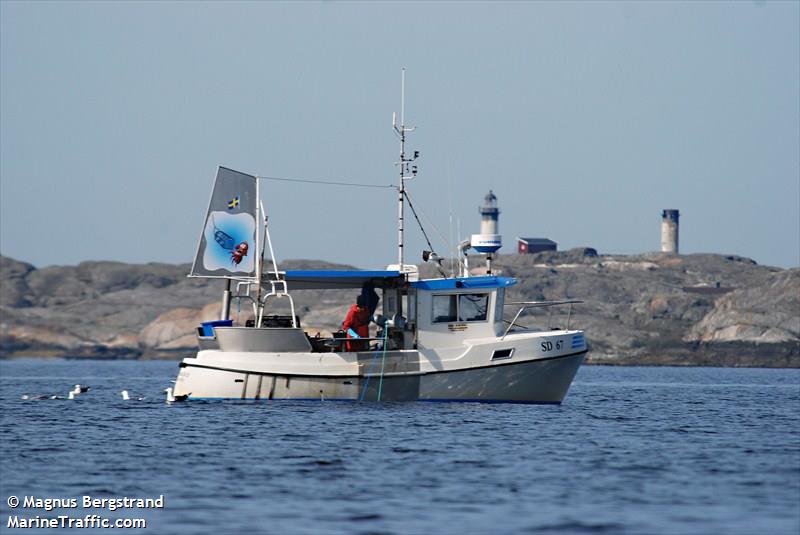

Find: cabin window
<box><xmin>494</xmin><ymin>288</ymin><xmax>505</xmax><ymax>324</ymax></box>
<box><xmin>458</xmin><ymin>294</ymin><xmax>489</xmax><ymax>322</ymax></box>
<box><xmin>432</xmin><ymin>295</ymin><xmax>457</xmax><ymax>323</ymax></box>
<box><xmin>432</xmin><ymin>293</ymin><xmax>490</xmax><ymax>323</ymax></box>
<box><xmin>405</xmin><ymin>290</ymin><xmax>416</xmax><ymax>326</ymax></box>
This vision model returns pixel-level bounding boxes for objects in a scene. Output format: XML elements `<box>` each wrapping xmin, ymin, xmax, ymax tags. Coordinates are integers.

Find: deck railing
<box><xmin>501</xmin><ymin>300</ymin><xmax>583</xmax><ymax>340</ymax></box>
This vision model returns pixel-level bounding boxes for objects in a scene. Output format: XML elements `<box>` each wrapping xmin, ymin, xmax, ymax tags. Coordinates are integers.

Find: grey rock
<box><xmin>0</xmin><ymin>251</ymin><xmax>797</xmax><ymax>366</ymax></box>
<box><xmin>0</xmin><ymin>256</ymin><xmax>35</xmax><ymax>307</ymax></box>
<box><xmin>686</xmin><ymin>269</ymin><xmax>799</xmax><ymax>343</ymax></box>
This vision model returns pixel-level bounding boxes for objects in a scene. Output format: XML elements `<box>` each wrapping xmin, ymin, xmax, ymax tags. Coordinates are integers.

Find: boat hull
<box><xmin>173</xmin><ymin>350</ymin><xmax>586</xmax><ymax>404</ymax></box>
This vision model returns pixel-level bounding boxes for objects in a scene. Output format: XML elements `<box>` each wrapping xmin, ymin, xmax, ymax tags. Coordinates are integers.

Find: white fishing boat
<box><xmin>172</xmin><ymin>73</ymin><xmax>587</xmax><ymax>403</ymax></box>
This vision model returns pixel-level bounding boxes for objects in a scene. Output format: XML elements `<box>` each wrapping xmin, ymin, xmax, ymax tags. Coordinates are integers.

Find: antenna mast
<box><xmin>393</xmin><ymin>68</ymin><xmax>418</xmax><ymax>269</ymax></box>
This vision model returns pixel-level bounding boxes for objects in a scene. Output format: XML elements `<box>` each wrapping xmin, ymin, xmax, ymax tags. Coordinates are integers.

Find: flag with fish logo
<box><xmin>190</xmin><ymin>167</ymin><xmax>257</xmax><ymax>278</ymax></box>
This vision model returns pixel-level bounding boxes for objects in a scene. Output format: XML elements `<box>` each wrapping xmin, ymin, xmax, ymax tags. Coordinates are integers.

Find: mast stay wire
<box><xmin>402</xmin><ymin>190</ymin><xmax>437</xmax><ymax>256</ymax></box>
<box><xmin>402</xmin><ymin>188</ymin><xmax>451</xmax><ymax>256</ymax></box>
<box><xmin>258</xmin><ymin>172</ymin><xmax>454</xmax><ymax>271</ymax></box>
<box><xmin>259</xmin><ymin>175</ymin><xmax>395</xmax><ymax>189</ymax></box>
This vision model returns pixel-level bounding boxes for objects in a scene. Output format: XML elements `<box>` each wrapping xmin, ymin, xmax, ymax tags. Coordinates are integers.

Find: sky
<box><xmin>1</xmin><ymin>1</ymin><xmax>798</xmax><ymax>270</ymax></box>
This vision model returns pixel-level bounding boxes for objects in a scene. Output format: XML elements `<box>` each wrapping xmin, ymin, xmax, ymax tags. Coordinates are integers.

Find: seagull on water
<box><xmin>72</xmin><ymin>384</ymin><xmax>90</xmax><ymax>394</ymax></box>
<box><xmin>121</xmin><ymin>390</ymin><xmax>145</xmax><ymax>401</ymax></box>
<box><xmin>21</xmin><ymin>393</ymin><xmax>67</xmax><ymax>400</ymax></box>
<box><xmin>21</xmin><ymin>394</ymin><xmax>50</xmax><ymax>401</ymax></box>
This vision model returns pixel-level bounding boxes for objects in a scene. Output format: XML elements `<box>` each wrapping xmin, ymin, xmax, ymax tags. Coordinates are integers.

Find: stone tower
<box><xmin>661</xmin><ymin>209</ymin><xmax>679</xmax><ymax>253</ymax></box>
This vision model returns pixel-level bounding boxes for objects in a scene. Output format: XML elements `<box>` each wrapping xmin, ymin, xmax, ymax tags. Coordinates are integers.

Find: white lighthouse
<box><xmin>471</xmin><ymin>190</ymin><xmax>502</xmax><ymax>254</ymax></box>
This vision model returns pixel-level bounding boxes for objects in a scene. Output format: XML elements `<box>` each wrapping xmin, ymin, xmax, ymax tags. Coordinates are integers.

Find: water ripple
<box><xmin>1</xmin><ymin>359</ymin><xmax>798</xmax><ymax>535</ymax></box>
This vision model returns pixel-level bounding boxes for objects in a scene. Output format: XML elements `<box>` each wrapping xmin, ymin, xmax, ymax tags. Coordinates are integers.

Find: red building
<box><xmin>517</xmin><ymin>237</ymin><xmax>557</xmax><ymax>254</ymax></box>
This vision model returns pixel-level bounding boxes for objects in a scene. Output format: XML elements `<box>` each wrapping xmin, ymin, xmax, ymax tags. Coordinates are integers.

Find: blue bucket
<box><xmin>200</xmin><ymin>320</ymin><xmax>233</xmax><ymax>337</ymax></box>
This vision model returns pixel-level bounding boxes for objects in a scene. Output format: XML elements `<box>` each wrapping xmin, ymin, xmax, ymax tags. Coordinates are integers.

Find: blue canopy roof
<box><xmin>269</xmin><ymin>271</ymin><xmax>517</xmax><ymax>291</ymax></box>
<box><xmin>411</xmin><ymin>276</ymin><xmax>517</xmax><ymax>291</ymax></box>
<box><xmin>277</xmin><ymin>270</ymin><xmax>404</xmax><ymax>290</ymax></box>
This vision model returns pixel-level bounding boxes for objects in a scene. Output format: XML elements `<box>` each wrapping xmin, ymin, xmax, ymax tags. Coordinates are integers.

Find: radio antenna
<box><xmin>393</xmin><ymin>68</ymin><xmax>419</xmax><ymax>269</ymax></box>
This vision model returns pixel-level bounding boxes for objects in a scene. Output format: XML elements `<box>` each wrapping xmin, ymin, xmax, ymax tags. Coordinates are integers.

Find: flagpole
<box><xmin>255</xmin><ymin>175</ymin><xmax>263</xmax><ymax>324</ymax></box>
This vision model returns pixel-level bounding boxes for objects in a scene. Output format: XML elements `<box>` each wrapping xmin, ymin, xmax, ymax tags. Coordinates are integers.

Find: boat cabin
<box><xmin>199</xmin><ymin>270</ymin><xmax>518</xmax><ymax>354</ymax></box>
<box><xmin>411</xmin><ymin>276</ymin><xmax>516</xmax><ymax>349</ymax></box>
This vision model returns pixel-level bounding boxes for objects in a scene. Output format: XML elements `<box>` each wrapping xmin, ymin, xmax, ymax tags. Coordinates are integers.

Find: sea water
<box><xmin>0</xmin><ymin>359</ymin><xmax>798</xmax><ymax>535</ymax></box>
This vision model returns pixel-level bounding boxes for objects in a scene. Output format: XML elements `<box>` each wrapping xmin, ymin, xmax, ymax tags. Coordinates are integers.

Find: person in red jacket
<box><xmin>342</xmin><ymin>294</ymin><xmax>371</xmax><ymax>352</ymax></box>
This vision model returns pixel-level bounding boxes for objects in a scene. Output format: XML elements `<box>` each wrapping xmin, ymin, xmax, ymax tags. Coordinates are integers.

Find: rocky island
<box><xmin>1</xmin><ymin>251</ymin><xmax>797</xmax><ymax>366</ymax></box>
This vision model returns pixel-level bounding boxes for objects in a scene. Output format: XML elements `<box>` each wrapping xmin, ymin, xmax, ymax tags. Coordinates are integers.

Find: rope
<box><xmin>359</xmin><ymin>327</ymin><xmax>390</xmax><ymax>402</ymax></box>
<box><xmin>403</xmin><ymin>189</ymin><xmax>452</xmax><ymax>253</ymax></box>
<box><xmin>260</xmin><ymin>175</ymin><xmax>395</xmax><ymax>189</ymax></box>
<box><xmin>358</xmin><ymin>349</ymin><xmax>379</xmax><ymax>401</ymax></box>
<box><xmin>377</xmin><ymin>328</ymin><xmax>389</xmax><ymax>402</ymax></box>
<box><xmin>403</xmin><ymin>190</ymin><xmax>437</xmax><ymax>256</ymax></box>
